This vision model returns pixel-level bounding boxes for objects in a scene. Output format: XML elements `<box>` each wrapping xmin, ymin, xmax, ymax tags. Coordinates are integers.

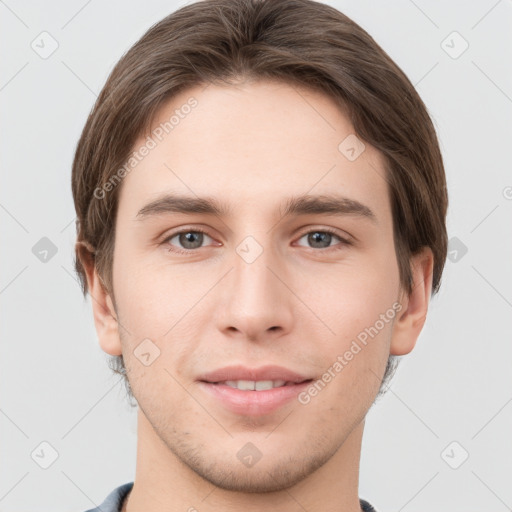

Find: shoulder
<box><xmin>82</xmin><ymin>482</ymin><xmax>134</xmax><ymax>512</ymax></box>
<box><xmin>360</xmin><ymin>497</ymin><xmax>379</xmax><ymax>512</ymax></box>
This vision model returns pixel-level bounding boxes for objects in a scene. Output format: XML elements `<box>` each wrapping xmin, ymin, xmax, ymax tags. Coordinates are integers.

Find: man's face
<box><xmin>110</xmin><ymin>80</ymin><xmax>403</xmax><ymax>491</ymax></box>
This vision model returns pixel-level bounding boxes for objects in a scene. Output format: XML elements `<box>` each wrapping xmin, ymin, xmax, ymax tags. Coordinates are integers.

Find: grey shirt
<box><xmin>84</xmin><ymin>482</ymin><xmax>378</xmax><ymax>512</ymax></box>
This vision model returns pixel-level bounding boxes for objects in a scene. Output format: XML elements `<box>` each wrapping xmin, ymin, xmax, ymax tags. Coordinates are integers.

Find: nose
<box><xmin>214</xmin><ymin>241</ymin><xmax>294</xmax><ymax>343</ymax></box>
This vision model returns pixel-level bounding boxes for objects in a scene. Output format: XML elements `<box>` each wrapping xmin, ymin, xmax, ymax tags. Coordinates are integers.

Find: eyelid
<box><xmin>294</xmin><ymin>225</ymin><xmax>353</xmax><ymax>244</ymax></box>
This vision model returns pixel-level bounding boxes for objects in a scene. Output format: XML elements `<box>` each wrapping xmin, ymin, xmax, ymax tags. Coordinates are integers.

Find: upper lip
<box><xmin>198</xmin><ymin>365</ymin><xmax>313</xmax><ymax>384</ymax></box>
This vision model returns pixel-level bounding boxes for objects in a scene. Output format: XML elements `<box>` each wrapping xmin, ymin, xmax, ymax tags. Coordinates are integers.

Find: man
<box><xmin>72</xmin><ymin>0</ymin><xmax>448</xmax><ymax>511</ymax></box>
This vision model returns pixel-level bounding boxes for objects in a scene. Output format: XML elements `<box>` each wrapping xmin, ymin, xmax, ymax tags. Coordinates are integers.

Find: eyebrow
<box><xmin>136</xmin><ymin>193</ymin><xmax>377</xmax><ymax>224</ymax></box>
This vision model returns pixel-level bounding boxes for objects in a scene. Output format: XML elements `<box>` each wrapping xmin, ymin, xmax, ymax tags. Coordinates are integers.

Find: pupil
<box><xmin>180</xmin><ymin>232</ymin><xmax>203</xmax><ymax>249</ymax></box>
<box><xmin>309</xmin><ymin>232</ymin><xmax>331</xmax><ymax>248</ymax></box>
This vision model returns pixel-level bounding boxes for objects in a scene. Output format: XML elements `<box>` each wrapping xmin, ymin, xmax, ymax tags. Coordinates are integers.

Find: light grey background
<box><xmin>1</xmin><ymin>1</ymin><xmax>511</xmax><ymax>511</ymax></box>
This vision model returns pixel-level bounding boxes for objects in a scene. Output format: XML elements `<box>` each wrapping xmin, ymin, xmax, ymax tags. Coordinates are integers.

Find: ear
<box><xmin>76</xmin><ymin>241</ymin><xmax>122</xmax><ymax>356</ymax></box>
<box><xmin>390</xmin><ymin>246</ymin><xmax>434</xmax><ymax>356</ymax></box>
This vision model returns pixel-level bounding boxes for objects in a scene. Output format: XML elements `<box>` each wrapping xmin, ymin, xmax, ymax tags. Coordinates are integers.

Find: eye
<box><xmin>161</xmin><ymin>227</ymin><xmax>352</xmax><ymax>255</ymax></box>
<box><xmin>295</xmin><ymin>228</ymin><xmax>352</xmax><ymax>250</ymax></box>
<box><xmin>163</xmin><ymin>229</ymin><xmax>216</xmax><ymax>253</ymax></box>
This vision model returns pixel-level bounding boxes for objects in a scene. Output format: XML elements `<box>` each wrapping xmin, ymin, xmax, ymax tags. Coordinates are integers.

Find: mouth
<box><xmin>196</xmin><ymin>365</ymin><xmax>315</xmax><ymax>415</ymax></box>
<box><xmin>201</xmin><ymin>379</ymin><xmax>314</xmax><ymax>390</ymax></box>
<box><xmin>196</xmin><ymin>364</ymin><xmax>314</xmax><ymax>385</ymax></box>
<box><xmin>197</xmin><ymin>378</ymin><xmax>314</xmax><ymax>416</ymax></box>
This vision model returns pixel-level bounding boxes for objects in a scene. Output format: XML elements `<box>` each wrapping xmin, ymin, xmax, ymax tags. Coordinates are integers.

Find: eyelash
<box><xmin>161</xmin><ymin>227</ymin><xmax>353</xmax><ymax>255</ymax></box>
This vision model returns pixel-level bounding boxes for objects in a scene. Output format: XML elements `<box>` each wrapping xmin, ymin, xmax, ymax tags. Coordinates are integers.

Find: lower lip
<box><xmin>198</xmin><ymin>381</ymin><xmax>312</xmax><ymax>416</ymax></box>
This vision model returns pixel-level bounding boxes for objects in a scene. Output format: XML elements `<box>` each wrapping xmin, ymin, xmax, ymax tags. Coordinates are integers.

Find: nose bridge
<box><xmin>217</xmin><ymin>234</ymin><xmax>293</xmax><ymax>339</ymax></box>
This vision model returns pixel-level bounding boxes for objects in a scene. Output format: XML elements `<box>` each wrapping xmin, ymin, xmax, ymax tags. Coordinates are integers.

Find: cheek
<box><xmin>112</xmin><ymin>244</ymin><xmax>194</xmax><ymax>333</ymax></box>
<box><xmin>112</xmin><ymin>251</ymin><xmax>218</xmax><ymax>381</ymax></box>
<box><xmin>292</xmin><ymin>253</ymin><xmax>399</xmax><ymax>379</ymax></box>
<box><xmin>298</xmin><ymin>254</ymin><xmax>399</xmax><ymax>330</ymax></box>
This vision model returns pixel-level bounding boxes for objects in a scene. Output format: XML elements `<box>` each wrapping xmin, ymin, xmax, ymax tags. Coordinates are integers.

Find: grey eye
<box><xmin>297</xmin><ymin>231</ymin><xmax>341</xmax><ymax>249</ymax></box>
<box><xmin>168</xmin><ymin>231</ymin><xmax>213</xmax><ymax>250</ymax></box>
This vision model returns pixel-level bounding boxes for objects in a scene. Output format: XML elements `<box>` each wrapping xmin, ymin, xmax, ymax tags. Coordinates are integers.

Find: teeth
<box><xmin>222</xmin><ymin>380</ymin><xmax>287</xmax><ymax>390</ymax></box>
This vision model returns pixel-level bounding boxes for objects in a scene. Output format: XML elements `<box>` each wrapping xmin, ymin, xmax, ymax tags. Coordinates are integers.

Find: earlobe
<box><xmin>390</xmin><ymin>247</ymin><xmax>434</xmax><ymax>356</ymax></box>
<box><xmin>76</xmin><ymin>241</ymin><xmax>122</xmax><ymax>357</ymax></box>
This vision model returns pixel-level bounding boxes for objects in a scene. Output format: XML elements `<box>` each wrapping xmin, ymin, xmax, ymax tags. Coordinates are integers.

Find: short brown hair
<box><xmin>72</xmin><ymin>0</ymin><xmax>448</xmax><ymax>403</ymax></box>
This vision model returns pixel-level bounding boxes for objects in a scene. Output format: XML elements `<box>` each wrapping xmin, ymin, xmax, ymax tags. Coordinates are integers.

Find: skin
<box><xmin>82</xmin><ymin>80</ymin><xmax>433</xmax><ymax>512</ymax></box>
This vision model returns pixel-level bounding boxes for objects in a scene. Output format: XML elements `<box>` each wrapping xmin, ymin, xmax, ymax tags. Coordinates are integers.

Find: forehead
<box><xmin>118</xmin><ymin>80</ymin><xmax>391</xmax><ymax>225</ymax></box>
